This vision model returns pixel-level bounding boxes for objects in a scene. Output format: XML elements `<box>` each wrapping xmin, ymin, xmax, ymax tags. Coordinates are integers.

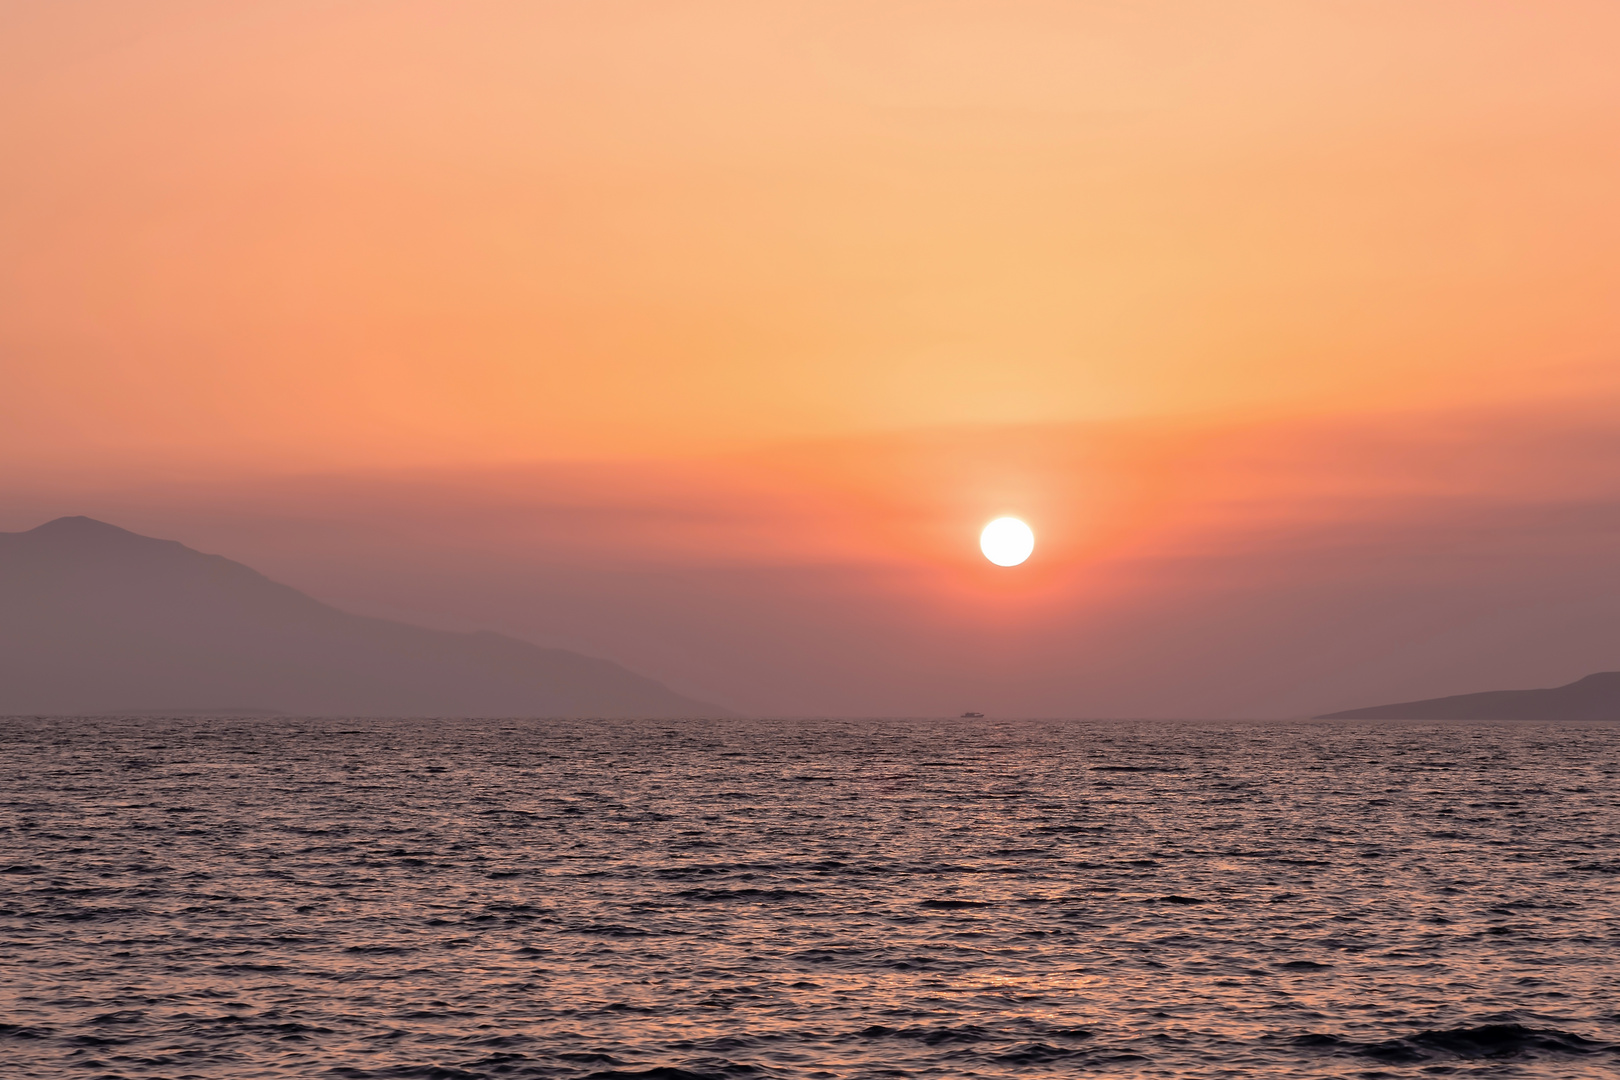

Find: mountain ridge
<box><xmin>0</xmin><ymin>516</ymin><xmax>727</xmax><ymax>718</ymax></box>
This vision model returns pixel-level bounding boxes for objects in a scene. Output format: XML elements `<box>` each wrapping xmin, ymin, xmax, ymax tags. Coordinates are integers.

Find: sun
<box><xmin>980</xmin><ymin>517</ymin><xmax>1034</xmax><ymax>566</ymax></box>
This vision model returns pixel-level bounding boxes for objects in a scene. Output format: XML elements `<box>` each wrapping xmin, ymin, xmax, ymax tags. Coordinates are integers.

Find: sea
<box><xmin>1</xmin><ymin>716</ymin><xmax>1617</xmax><ymax>1079</ymax></box>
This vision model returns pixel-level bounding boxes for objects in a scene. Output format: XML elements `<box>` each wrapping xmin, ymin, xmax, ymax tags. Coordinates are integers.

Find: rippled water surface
<box><xmin>2</xmin><ymin>716</ymin><xmax>1619</xmax><ymax>1078</ymax></box>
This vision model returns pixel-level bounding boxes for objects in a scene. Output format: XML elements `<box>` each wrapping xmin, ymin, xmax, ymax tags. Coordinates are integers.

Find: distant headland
<box><xmin>1318</xmin><ymin>672</ymin><xmax>1620</xmax><ymax>721</ymax></box>
<box><xmin>0</xmin><ymin>516</ymin><xmax>726</xmax><ymax>718</ymax></box>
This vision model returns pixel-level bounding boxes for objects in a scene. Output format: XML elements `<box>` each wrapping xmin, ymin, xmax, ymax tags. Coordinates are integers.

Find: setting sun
<box><xmin>980</xmin><ymin>517</ymin><xmax>1035</xmax><ymax>567</ymax></box>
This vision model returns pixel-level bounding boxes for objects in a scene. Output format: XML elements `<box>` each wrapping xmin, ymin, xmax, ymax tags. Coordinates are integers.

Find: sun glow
<box><xmin>980</xmin><ymin>517</ymin><xmax>1035</xmax><ymax>567</ymax></box>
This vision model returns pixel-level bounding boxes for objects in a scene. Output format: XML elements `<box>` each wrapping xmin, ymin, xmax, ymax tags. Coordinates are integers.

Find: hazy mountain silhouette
<box><xmin>1318</xmin><ymin>672</ymin><xmax>1620</xmax><ymax>720</ymax></box>
<box><xmin>0</xmin><ymin>517</ymin><xmax>726</xmax><ymax>717</ymax></box>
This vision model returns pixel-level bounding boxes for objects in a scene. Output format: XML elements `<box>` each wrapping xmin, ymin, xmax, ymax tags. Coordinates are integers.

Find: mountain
<box><xmin>1317</xmin><ymin>671</ymin><xmax>1620</xmax><ymax>720</ymax></box>
<box><xmin>0</xmin><ymin>516</ymin><xmax>726</xmax><ymax>717</ymax></box>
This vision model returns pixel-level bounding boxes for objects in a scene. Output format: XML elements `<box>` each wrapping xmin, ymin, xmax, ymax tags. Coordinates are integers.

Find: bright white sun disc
<box><xmin>980</xmin><ymin>517</ymin><xmax>1034</xmax><ymax>566</ymax></box>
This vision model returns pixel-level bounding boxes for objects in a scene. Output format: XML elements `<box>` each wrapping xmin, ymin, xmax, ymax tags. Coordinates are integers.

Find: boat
<box><xmin>959</xmin><ymin>711</ymin><xmax>984</xmax><ymax>718</ymax></box>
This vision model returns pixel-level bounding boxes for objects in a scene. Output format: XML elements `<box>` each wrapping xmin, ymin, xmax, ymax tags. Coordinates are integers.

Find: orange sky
<box><xmin>4</xmin><ymin>2</ymin><xmax>1620</xmax><ymax>714</ymax></box>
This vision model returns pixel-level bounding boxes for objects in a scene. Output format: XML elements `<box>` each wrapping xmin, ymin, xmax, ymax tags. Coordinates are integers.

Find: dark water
<box><xmin>2</xmin><ymin>717</ymin><xmax>1618</xmax><ymax>1079</ymax></box>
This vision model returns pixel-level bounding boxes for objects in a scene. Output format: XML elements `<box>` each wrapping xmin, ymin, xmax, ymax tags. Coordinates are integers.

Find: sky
<box><xmin>4</xmin><ymin>1</ymin><xmax>1620</xmax><ymax>716</ymax></box>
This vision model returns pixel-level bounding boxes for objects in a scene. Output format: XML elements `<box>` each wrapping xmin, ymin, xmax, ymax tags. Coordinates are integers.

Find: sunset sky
<box><xmin>5</xmin><ymin>1</ymin><xmax>1620</xmax><ymax>716</ymax></box>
